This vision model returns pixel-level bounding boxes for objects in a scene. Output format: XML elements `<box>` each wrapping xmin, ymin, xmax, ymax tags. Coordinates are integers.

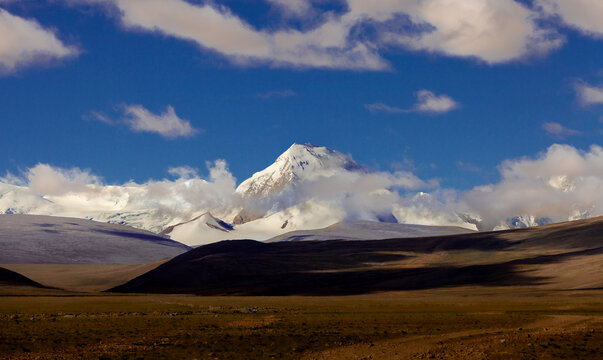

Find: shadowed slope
<box><xmin>110</xmin><ymin>217</ymin><xmax>603</xmax><ymax>295</ymax></box>
<box><xmin>0</xmin><ymin>266</ymin><xmax>46</xmax><ymax>288</ymax></box>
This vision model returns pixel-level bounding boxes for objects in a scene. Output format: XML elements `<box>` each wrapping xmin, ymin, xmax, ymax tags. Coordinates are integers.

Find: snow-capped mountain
<box><xmin>231</xmin><ymin>143</ymin><xmax>365</xmax><ymax>225</ymax></box>
<box><xmin>160</xmin><ymin>212</ymin><xmax>235</xmax><ymax>246</ymax></box>
<box><xmin>236</xmin><ymin>143</ymin><xmax>364</xmax><ymax>199</ymax></box>
<box><xmin>159</xmin><ymin>200</ymin><xmax>345</xmax><ymax>246</ymax></box>
<box><xmin>492</xmin><ymin>216</ymin><xmax>553</xmax><ymax>231</ymax></box>
<box><xmin>1</xmin><ymin>142</ymin><xmax>592</xmax><ymax>247</ymax></box>
<box><xmin>0</xmin><ymin>182</ymin><xmax>175</xmax><ymax>234</ymax></box>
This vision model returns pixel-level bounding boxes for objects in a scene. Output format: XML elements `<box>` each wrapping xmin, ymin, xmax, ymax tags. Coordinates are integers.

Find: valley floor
<box><xmin>1</xmin><ymin>287</ymin><xmax>602</xmax><ymax>359</ymax></box>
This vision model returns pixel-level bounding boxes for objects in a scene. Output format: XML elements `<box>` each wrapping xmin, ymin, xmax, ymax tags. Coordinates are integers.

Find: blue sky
<box><xmin>1</xmin><ymin>0</ymin><xmax>602</xmax><ymax>191</ymax></box>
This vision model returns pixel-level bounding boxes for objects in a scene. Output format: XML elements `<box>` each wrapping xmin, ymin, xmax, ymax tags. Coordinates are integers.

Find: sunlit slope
<box><xmin>0</xmin><ymin>214</ymin><xmax>190</xmax><ymax>265</ymax></box>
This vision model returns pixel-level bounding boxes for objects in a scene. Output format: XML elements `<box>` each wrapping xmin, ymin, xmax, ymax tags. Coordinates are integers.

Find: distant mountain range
<box><xmin>0</xmin><ymin>143</ymin><xmax>589</xmax><ymax>246</ymax></box>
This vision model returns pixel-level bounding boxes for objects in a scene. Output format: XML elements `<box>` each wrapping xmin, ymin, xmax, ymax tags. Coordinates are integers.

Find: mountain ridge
<box><xmin>0</xmin><ymin>143</ymin><xmax>595</xmax><ymax>246</ymax></box>
<box><xmin>109</xmin><ymin>216</ymin><xmax>603</xmax><ymax>295</ymax></box>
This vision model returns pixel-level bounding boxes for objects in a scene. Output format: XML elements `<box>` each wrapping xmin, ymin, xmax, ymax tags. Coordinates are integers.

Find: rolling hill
<box><xmin>0</xmin><ymin>266</ymin><xmax>46</xmax><ymax>288</ymax></box>
<box><xmin>267</xmin><ymin>220</ymin><xmax>475</xmax><ymax>242</ymax></box>
<box><xmin>110</xmin><ymin>217</ymin><xmax>603</xmax><ymax>295</ymax></box>
<box><xmin>0</xmin><ymin>214</ymin><xmax>190</xmax><ymax>264</ymax></box>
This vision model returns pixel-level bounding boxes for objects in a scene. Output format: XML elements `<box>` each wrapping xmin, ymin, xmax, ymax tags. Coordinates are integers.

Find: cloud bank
<box><xmin>462</xmin><ymin>144</ymin><xmax>603</xmax><ymax>230</ymax></box>
<box><xmin>0</xmin><ymin>8</ymin><xmax>77</xmax><ymax>73</ymax></box>
<box><xmin>2</xmin><ymin>144</ymin><xmax>603</xmax><ymax>234</ymax></box>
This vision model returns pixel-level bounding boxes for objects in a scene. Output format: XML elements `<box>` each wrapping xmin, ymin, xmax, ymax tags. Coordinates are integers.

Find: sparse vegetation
<box><xmin>1</xmin><ymin>288</ymin><xmax>602</xmax><ymax>359</ymax></box>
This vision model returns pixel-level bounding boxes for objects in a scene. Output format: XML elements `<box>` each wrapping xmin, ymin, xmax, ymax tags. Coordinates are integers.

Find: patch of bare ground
<box><xmin>303</xmin><ymin>315</ymin><xmax>603</xmax><ymax>360</ymax></box>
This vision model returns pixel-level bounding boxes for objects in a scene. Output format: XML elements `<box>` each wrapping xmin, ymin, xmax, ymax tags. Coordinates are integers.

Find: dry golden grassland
<box><xmin>1</xmin><ymin>287</ymin><xmax>602</xmax><ymax>359</ymax></box>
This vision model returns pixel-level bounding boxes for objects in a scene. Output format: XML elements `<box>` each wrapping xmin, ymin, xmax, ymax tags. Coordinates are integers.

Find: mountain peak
<box><xmin>236</xmin><ymin>143</ymin><xmax>363</xmax><ymax>198</ymax></box>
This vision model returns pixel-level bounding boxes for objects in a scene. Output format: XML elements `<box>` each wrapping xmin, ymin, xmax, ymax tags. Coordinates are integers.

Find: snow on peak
<box><xmin>236</xmin><ymin>143</ymin><xmax>363</xmax><ymax>198</ymax></box>
<box><xmin>548</xmin><ymin>175</ymin><xmax>576</xmax><ymax>192</ymax></box>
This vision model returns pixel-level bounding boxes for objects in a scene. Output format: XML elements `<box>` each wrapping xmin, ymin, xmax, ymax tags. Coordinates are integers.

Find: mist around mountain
<box><xmin>1</xmin><ymin>143</ymin><xmax>601</xmax><ymax>246</ymax></box>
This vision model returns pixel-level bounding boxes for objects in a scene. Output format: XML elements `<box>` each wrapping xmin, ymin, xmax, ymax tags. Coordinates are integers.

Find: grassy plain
<box><xmin>1</xmin><ymin>287</ymin><xmax>602</xmax><ymax>359</ymax></box>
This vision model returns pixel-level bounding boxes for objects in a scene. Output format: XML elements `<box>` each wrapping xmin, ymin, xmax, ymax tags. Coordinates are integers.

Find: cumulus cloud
<box><xmin>394</xmin><ymin>190</ymin><xmax>473</xmax><ymax>229</ymax></box>
<box><xmin>3</xmin><ymin>144</ymin><xmax>603</xmax><ymax>234</ymax></box>
<box><xmin>1</xmin><ymin>161</ymin><xmax>240</xmax><ymax>226</ymax></box>
<box><xmin>26</xmin><ymin>164</ymin><xmax>101</xmax><ymax>196</ymax></box>
<box><xmin>462</xmin><ymin>144</ymin><xmax>603</xmax><ymax>230</ymax></box>
<box><xmin>79</xmin><ymin>0</ymin><xmax>563</xmax><ymax>70</ymax></box>
<box><xmin>142</xmin><ymin>160</ymin><xmax>238</xmax><ymax>214</ymax></box>
<box><xmin>365</xmin><ymin>90</ymin><xmax>458</xmax><ymax>115</ymax></box>
<box><xmin>122</xmin><ymin>104</ymin><xmax>199</xmax><ymax>139</ymax></box>
<box><xmin>97</xmin><ymin>0</ymin><xmax>385</xmax><ymax>70</ymax></box>
<box><xmin>537</xmin><ymin>0</ymin><xmax>603</xmax><ymax>38</ymax></box>
<box><xmin>413</xmin><ymin>90</ymin><xmax>458</xmax><ymax>113</ymax></box>
<box><xmin>361</xmin><ymin>0</ymin><xmax>563</xmax><ymax>64</ymax></box>
<box><xmin>239</xmin><ymin>166</ymin><xmax>440</xmax><ymax>224</ymax></box>
<box><xmin>167</xmin><ymin>166</ymin><xmax>199</xmax><ymax>179</ymax></box>
<box><xmin>542</xmin><ymin>122</ymin><xmax>580</xmax><ymax>138</ymax></box>
<box><xmin>0</xmin><ymin>8</ymin><xmax>77</xmax><ymax>73</ymax></box>
<box><xmin>574</xmin><ymin>82</ymin><xmax>603</xmax><ymax>106</ymax></box>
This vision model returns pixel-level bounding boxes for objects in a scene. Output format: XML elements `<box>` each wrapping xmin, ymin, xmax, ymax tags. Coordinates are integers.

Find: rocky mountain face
<box><xmin>235</xmin><ymin>143</ymin><xmax>364</xmax><ymax>199</ymax></box>
<box><xmin>231</xmin><ymin>143</ymin><xmax>366</xmax><ymax>226</ymax></box>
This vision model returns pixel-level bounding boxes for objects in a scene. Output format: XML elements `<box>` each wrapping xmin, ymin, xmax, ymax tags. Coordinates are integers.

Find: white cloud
<box><xmin>0</xmin><ymin>8</ymin><xmax>77</xmax><ymax>73</ymax></box>
<box><xmin>26</xmin><ymin>164</ymin><xmax>101</xmax><ymax>196</ymax></box>
<box><xmin>122</xmin><ymin>104</ymin><xmax>199</xmax><ymax>139</ymax></box>
<box><xmin>1</xmin><ymin>161</ymin><xmax>239</xmax><ymax>224</ymax></box>
<box><xmin>365</xmin><ymin>90</ymin><xmax>458</xmax><ymax>115</ymax></box>
<box><xmin>462</xmin><ymin>144</ymin><xmax>603</xmax><ymax>230</ymax></box>
<box><xmin>3</xmin><ymin>144</ymin><xmax>603</xmax><ymax>234</ymax></box>
<box><xmin>357</xmin><ymin>0</ymin><xmax>563</xmax><ymax>64</ymax></box>
<box><xmin>574</xmin><ymin>82</ymin><xmax>603</xmax><ymax>106</ymax></box>
<box><xmin>267</xmin><ymin>0</ymin><xmax>313</xmax><ymax>17</ymax></box>
<box><xmin>104</xmin><ymin>0</ymin><xmax>386</xmax><ymax>70</ymax></box>
<box><xmin>414</xmin><ymin>90</ymin><xmax>458</xmax><ymax>113</ymax></box>
<box><xmin>168</xmin><ymin>166</ymin><xmax>199</xmax><ymax>179</ymax></box>
<box><xmin>537</xmin><ymin>0</ymin><xmax>603</xmax><ymax>38</ymax></box>
<box><xmin>393</xmin><ymin>191</ymin><xmax>474</xmax><ymax>229</ymax></box>
<box><xmin>81</xmin><ymin>0</ymin><xmax>563</xmax><ymax>70</ymax></box>
<box><xmin>542</xmin><ymin>122</ymin><xmax>580</xmax><ymax>138</ymax></box>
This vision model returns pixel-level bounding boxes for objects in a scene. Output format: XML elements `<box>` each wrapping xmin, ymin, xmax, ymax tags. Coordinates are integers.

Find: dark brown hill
<box><xmin>0</xmin><ymin>266</ymin><xmax>47</xmax><ymax>288</ymax></box>
<box><xmin>110</xmin><ymin>217</ymin><xmax>603</xmax><ymax>295</ymax></box>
